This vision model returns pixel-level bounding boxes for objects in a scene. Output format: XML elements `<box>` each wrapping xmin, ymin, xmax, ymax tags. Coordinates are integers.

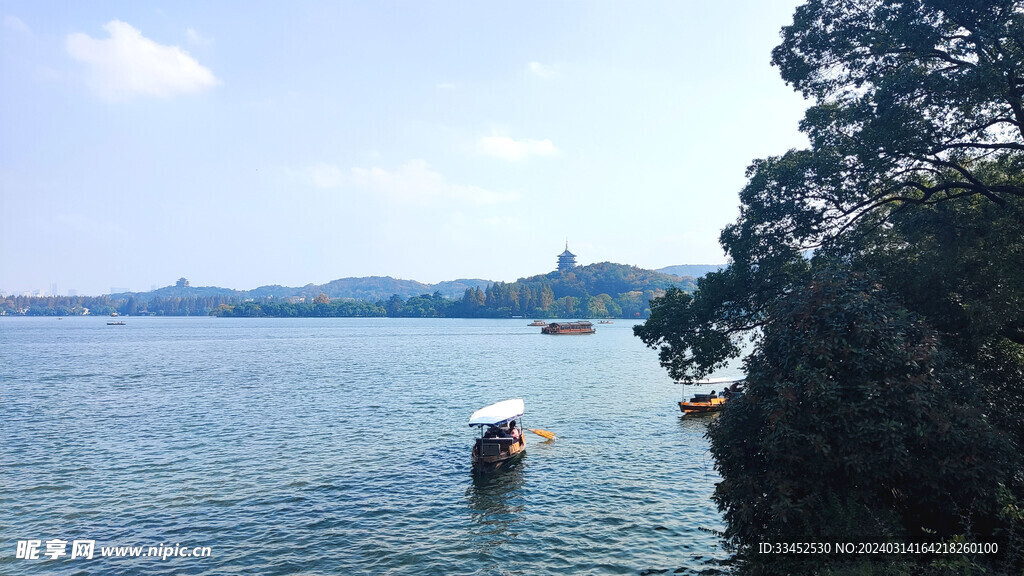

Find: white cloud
<box><xmin>528</xmin><ymin>61</ymin><xmax>555</xmax><ymax>77</ymax></box>
<box><xmin>185</xmin><ymin>27</ymin><xmax>212</xmax><ymax>47</ymax></box>
<box><xmin>66</xmin><ymin>20</ymin><xmax>219</xmax><ymax>100</ymax></box>
<box><xmin>4</xmin><ymin>15</ymin><xmax>30</xmax><ymax>35</ymax></box>
<box><xmin>309</xmin><ymin>163</ymin><xmax>344</xmax><ymax>189</ymax></box>
<box><xmin>479</xmin><ymin>136</ymin><xmax>560</xmax><ymax>161</ymax></box>
<box><xmin>351</xmin><ymin>159</ymin><xmax>518</xmax><ymax>205</ymax></box>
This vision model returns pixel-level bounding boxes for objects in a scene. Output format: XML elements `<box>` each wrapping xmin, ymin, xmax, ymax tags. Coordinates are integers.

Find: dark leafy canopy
<box><xmin>710</xmin><ymin>271</ymin><xmax>1009</xmax><ymax>571</ymax></box>
<box><xmin>775</xmin><ymin>0</ymin><xmax>1024</xmax><ymax>228</ymax></box>
<box><xmin>634</xmin><ymin>0</ymin><xmax>1024</xmax><ymax>573</ymax></box>
<box><xmin>637</xmin><ymin>0</ymin><xmax>1024</xmax><ymax>382</ymax></box>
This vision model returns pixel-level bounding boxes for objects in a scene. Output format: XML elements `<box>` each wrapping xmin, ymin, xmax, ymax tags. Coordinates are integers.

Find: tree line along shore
<box><xmin>1</xmin><ymin>262</ymin><xmax>694</xmax><ymax>319</ymax></box>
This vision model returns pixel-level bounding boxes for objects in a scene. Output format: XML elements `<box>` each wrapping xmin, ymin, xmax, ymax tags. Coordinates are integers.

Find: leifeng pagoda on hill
<box><xmin>557</xmin><ymin>242</ymin><xmax>577</xmax><ymax>272</ymax></box>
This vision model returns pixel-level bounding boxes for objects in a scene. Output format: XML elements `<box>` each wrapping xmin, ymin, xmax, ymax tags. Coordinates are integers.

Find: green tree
<box><xmin>540</xmin><ymin>284</ymin><xmax>555</xmax><ymax>311</ymax></box>
<box><xmin>768</xmin><ymin>0</ymin><xmax>1024</xmax><ymax>238</ymax></box>
<box><xmin>385</xmin><ymin>294</ymin><xmax>404</xmax><ymax>317</ymax></box>
<box><xmin>634</xmin><ymin>1</ymin><xmax>1024</xmax><ymax>573</ymax></box>
<box><xmin>710</xmin><ymin>270</ymin><xmax>1009</xmax><ymax>573</ymax></box>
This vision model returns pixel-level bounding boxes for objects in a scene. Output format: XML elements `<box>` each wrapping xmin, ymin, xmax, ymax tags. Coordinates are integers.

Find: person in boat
<box><xmin>722</xmin><ymin>382</ymin><xmax>743</xmax><ymax>400</ymax></box>
<box><xmin>509</xmin><ymin>421</ymin><xmax>521</xmax><ymax>441</ymax></box>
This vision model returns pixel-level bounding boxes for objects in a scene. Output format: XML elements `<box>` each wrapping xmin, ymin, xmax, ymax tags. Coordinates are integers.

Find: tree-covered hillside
<box><xmin>107</xmin><ymin>276</ymin><xmax>493</xmax><ymax>303</ymax></box>
<box><xmin>5</xmin><ymin>262</ymin><xmax>691</xmax><ymax>318</ymax></box>
<box><xmin>377</xmin><ymin>262</ymin><xmax>691</xmax><ymax>318</ymax></box>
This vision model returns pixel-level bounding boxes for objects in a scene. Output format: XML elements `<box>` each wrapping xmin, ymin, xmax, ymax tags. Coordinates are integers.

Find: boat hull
<box><xmin>541</xmin><ymin>321</ymin><xmax>596</xmax><ymax>335</ymax></box>
<box><xmin>679</xmin><ymin>398</ymin><xmax>726</xmax><ymax>414</ymax></box>
<box><xmin>472</xmin><ymin>436</ymin><xmax>526</xmax><ymax>469</ymax></box>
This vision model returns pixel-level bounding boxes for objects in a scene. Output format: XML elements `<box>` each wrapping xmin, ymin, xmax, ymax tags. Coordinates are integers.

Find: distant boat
<box><xmin>598</xmin><ymin>320</ymin><xmax>613</xmax><ymax>324</ymax></box>
<box><xmin>107</xmin><ymin>321</ymin><xmax>126</xmax><ymax>326</ymax></box>
<box><xmin>528</xmin><ymin>320</ymin><xmax>547</xmax><ymax>326</ymax></box>
<box><xmin>541</xmin><ymin>321</ymin><xmax>596</xmax><ymax>335</ymax></box>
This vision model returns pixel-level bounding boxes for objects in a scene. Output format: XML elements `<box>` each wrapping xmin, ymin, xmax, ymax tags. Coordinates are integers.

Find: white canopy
<box><xmin>468</xmin><ymin>398</ymin><xmax>524</xmax><ymax>427</ymax></box>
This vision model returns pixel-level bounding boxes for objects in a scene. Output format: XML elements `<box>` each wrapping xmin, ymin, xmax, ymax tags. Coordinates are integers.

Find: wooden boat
<box><xmin>469</xmin><ymin>399</ymin><xmax>526</xmax><ymax>469</ymax></box>
<box><xmin>528</xmin><ymin>320</ymin><xmax>547</xmax><ymax>326</ymax></box>
<box><xmin>541</xmin><ymin>321</ymin><xmax>596</xmax><ymax>335</ymax></box>
<box><xmin>679</xmin><ymin>378</ymin><xmax>743</xmax><ymax>415</ymax></box>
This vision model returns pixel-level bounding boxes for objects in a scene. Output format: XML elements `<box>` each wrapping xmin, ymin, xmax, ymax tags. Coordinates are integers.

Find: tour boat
<box><xmin>528</xmin><ymin>320</ymin><xmax>547</xmax><ymax>326</ymax></box>
<box><xmin>679</xmin><ymin>378</ymin><xmax>744</xmax><ymax>415</ymax></box>
<box><xmin>469</xmin><ymin>398</ymin><xmax>526</xmax><ymax>469</ymax></box>
<box><xmin>541</xmin><ymin>321</ymin><xmax>596</xmax><ymax>335</ymax></box>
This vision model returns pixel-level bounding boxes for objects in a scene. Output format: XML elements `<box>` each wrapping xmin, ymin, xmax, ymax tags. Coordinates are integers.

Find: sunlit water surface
<box><xmin>1</xmin><ymin>317</ymin><xmax>740</xmax><ymax>575</ymax></box>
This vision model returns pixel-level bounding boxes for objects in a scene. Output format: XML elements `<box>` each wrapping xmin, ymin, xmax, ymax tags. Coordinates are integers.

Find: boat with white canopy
<box><xmin>678</xmin><ymin>377</ymin><xmax>744</xmax><ymax>415</ymax></box>
<box><xmin>469</xmin><ymin>398</ymin><xmax>526</xmax><ymax>469</ymax></box>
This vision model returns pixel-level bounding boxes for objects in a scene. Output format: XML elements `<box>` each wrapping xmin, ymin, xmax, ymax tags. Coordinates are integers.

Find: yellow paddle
<box><xmin>528</xmin><ymin>428</ymin><xmax>556</xmax><ymax>440</ymax></box>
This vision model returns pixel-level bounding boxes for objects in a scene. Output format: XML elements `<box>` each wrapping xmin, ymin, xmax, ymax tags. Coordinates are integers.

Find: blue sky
<box><xmin>1</xmin><ymin>1</ymin><xmax>808</xmax><ymax>295</ymax></box>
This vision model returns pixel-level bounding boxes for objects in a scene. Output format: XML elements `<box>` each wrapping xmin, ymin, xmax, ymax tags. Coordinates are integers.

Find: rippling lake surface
<box><xmin>1</xmin><ymin>317</ymin><xmax>740</xmax><ymax>575</ymax></box>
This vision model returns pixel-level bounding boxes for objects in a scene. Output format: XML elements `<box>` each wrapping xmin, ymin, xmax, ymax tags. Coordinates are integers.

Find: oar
<box><xmin>528</xmin><ymin>428</ymin><xmax>556</xmax><ymax>440</ymax></box>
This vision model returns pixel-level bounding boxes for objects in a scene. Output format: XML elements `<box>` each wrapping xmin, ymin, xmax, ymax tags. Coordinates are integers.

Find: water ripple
<box><xmin>1</xmin><ymin>317</ymin><xmax>740</xmax><ymax>575</ymax></box>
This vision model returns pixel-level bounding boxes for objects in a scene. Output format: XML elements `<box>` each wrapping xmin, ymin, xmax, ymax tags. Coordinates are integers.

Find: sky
<box><xmin>0</xmin><ymin>1</ymin><xmax>809</xmax><ymax>296</ymax></box>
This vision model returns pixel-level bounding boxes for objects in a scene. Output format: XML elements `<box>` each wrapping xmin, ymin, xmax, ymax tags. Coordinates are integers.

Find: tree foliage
<box><xmin>711</xmin><ymin>271</ymin><xmax>1011</xmax><ymax>573</ymax></box>
<box><xmin>634</xmin><ymin>1</ymin><xmax>1024</xmax><ymax>573</ymax></box>
<box><xmin>772</xmin><ymin>0</ymin><xmax>1024</xmax><ymax>238</ymax></box>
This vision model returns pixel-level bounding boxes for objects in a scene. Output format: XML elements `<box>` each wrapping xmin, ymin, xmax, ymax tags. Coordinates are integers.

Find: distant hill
<box><xmin>380</xmin><ymin>261</ymin><xmax>696</xmax><ymax>319</ymax></box>
<box><xmin>430</xmin><ymin>279</ymin><xmax>495</xmax><ymax>298</ymax></box>
<box><xmin>110</xmin><ymin>285</ymin><xmax>242</xmax><ymax>300</ymax></box>
<box><xmin>109</xmin><ymin>265</ymin><xmax>701</xmax><ymax>304</ymax></box>
<box><xmin>106</xmin><ymin>262</ymin><xmax>710</xmax><ymax>307</ymax></box>
<box><xmin>314</xmin><ymin>276</ymin><xmax>492</xmax><ymax>301</ymax></box>
<box><xmin>15</xmin><ymin>264</ymin><xmax>705</xmax><ymax>318</ymax></box>
<box><xmin>112</xmin><ymin>276</ymin><xmax>493</xmax><ymax>302</ymax></box>
<box><xmin>657</xmin><ymin>264</ymin><xmax>725</xmax><ymax>279</ymax></box>
<box><xmin>516</xmin><ymin>262</ymin><xmax>695</xmax><ymax>296</ymax></box>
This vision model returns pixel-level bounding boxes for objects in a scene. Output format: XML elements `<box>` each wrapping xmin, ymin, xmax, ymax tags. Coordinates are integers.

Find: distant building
<box><xmin>557</xmin><ymin>241</ymin><xmax>577</xmax><ymax>272</ymax></box>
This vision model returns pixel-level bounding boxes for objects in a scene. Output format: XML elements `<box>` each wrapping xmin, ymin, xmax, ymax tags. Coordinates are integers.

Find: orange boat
<box><xmin>678</xmin><ymin>378</ymin><xmax>743</xmax><ymax>415</ymax></box>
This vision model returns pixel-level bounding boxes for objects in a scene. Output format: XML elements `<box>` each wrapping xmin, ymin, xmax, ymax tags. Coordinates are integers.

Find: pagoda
<box><xmin>557</xmin><ymin>241</ymin><xmax>577</xmax><ymax>271</ymax></box>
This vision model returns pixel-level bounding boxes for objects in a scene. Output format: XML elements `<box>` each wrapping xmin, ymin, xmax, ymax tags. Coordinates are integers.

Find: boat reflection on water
<box><xmin>466</xmin><ymin>458</ymin><xmax>526</xmax><ymax>549</ymax></box>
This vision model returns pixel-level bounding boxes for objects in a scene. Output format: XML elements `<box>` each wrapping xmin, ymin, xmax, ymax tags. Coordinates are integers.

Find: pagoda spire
<box><xmin>557</xmin><ymin>240</ymin><xmax>577</xmax><ymax>272</ymax></box>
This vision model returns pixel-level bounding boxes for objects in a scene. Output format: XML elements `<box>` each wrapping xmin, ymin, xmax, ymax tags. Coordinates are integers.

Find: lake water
<box><xmin>1</xmin><ymin>317</ymin><xmax>740</xmax><ymax>575</ymax></box>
